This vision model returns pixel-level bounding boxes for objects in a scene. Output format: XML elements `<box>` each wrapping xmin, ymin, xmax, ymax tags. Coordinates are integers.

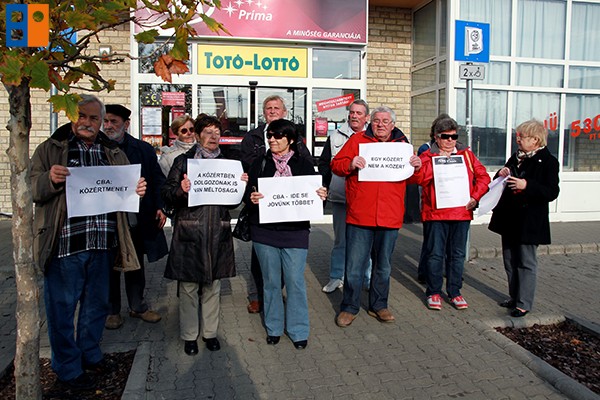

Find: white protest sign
<box><xmin>432</xmin><ymin>155</ymin><xmax>470</xmax><ymax>209</ymax></box>
<box><xmin>66</xmin><ymin>164</ymin><xmax>141</xmax><ymax>218</ymax></box>
<box><xmin>477</xmin><ymin>175</ymin><xmax>509</xmax><ymax>217</ymax></box>
<box><xmin>187</xmin><ymin>159</ymin><xmax>245</xmax><ymax>206</ymax></box>
<box><xmin>258</xmin><ymin>175</ymin><xmax>323</xmax><ymax>224</ymax></box>
<box><xmin>358</xmin><ymin>142</ymin><xmax>415</xmax><ymax>182</ymax></box>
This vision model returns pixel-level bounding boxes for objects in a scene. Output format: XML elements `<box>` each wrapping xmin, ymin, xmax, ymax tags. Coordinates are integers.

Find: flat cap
<box><xmin>105</xmin><ymin>104</ymin><xmax>131</xmax><ymax>120</ymax></box>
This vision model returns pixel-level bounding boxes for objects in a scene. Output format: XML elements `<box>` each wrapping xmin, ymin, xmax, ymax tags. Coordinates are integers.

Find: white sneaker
<box><xmin>322</xmin><ymin>279</ymin><xmax>343</xmax><ymax>293</ymax></box>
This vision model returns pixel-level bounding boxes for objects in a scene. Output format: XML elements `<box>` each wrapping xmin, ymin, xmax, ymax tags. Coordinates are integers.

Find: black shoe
<box><xmin>417</xmin><ymin>276</ymin><xmax>426</xmax><ymax>284</ymax></box>
<box><xmin>83</xmin><ymin>358</ymin><xmax>116</xmax><ymax>374</ymax></box>
<box><xmin>58</xmin><ymin>372</ymin><xmax>95</xmax><ymax>391</ymax></box>
<box><xmin>202</xmin><ymin>337</ymin><xmax>221</xmax><ymax>351</ymax></box>
<box><xmin>266</xmin><ymin>335</ymin><xmax>280</xmax><ymax>345</ymax></box>
<box><xmin>293</xmin><ymin>340</ymin><xmax>307</xmax><ymax>350</ymax></box>
<box><xmin>511</xmin><ymin>308</ymin><xmax>529</xmax><ymax>318</ymax></box>
<box><xmin>184</xmin><ymin>340</ymin><xmax>198</xmax><ymax>355</ymax></box>
<box><xmin>499</xmin><ymin>299</ymin><xmax>516</xmax><ymax>308</ymax></box>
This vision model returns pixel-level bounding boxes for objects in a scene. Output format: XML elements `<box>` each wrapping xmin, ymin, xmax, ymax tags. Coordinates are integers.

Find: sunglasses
<box><xmin>180</xmin><ymin>127</ymin><xmax>194</xmax><ymax>134</ymax></box>
<box><xmin>266</xmin><ymin>132</ymin><xmax>286</xmax><ymax>140</ymax></box>
<box><xmin>438</xmin><ymin>133</ymin><xmax>458</xmax><ymax>140</ymax></box>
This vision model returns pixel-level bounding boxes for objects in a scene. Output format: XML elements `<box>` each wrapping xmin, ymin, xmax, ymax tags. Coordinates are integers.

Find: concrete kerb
<box><xmin>470</xmin><ymin>242</ymin><xmax>600</xmax><ymax>259</ymax></box>
<box><xmin>121</xmin><ymin>341</ymin><xmax>151</xmax><ymax>400</ymax></box>
<box><xmin>472</xmin><ymin>316</ymin><xmax>600</xmax><ymax>400</ymax></box>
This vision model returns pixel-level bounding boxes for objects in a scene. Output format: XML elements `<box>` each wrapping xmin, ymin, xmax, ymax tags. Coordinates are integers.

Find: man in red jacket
<box><xmin>331</xmin><ymin>106</ymin><xmax>422</xmax><ymax>327</ymax></box>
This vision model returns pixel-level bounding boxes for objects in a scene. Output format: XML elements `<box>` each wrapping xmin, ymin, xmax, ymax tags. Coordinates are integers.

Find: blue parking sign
<box><xmin>455</xmin><ymin>20</ymin><xmax>490</xmax><ymax>63</ymax></box>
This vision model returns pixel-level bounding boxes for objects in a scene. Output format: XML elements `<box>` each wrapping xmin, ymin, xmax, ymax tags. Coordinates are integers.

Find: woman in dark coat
<box><xmin>162</xmin><ymin>115</ymin><xmax>247</xmax><ymax>355</ymax></box>
<box><xmin>489</xmin><ymin>119</ymin><xmax>560</xmax><ymax>317</ymax></box>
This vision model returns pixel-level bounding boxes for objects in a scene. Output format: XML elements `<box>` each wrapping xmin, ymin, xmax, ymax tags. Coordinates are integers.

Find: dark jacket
<box><xmin>243</xmin><ymin>150</ymin><xmax>318</xmax><ymax>247</ymax></box>
<box><xmin>489</xmin><ymin>147</ymin><xmax>560</xmax><ymax>245</ymax></box>
<box><xmin>31</xmin><ymin>123</ymin><xmax>140</xmax><ymax>272</ymax></box>
<box><xmin>161</xmin><ymin>146</ymin><xmax>236</xmax><ymax>284</ymax></box>
<box><xmin>119</xmin><ymin>134</ymin><xmax>168</xmax><ymax>262</ymax></box>
<box><xmin>240</xmin><ymin>124</ymin><xmax>314</xmax><ymax>171</ymax></box>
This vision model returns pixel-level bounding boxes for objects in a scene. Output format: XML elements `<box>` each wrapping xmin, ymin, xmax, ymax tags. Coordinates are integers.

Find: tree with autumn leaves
<box><xmin>0</xmin><ymin>1</ymin><xmax>227</xmax><ymax>398</ymax></box>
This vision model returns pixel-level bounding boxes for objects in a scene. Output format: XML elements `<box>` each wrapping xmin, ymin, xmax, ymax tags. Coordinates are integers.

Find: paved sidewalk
<box><xmin>0</xmin><ymin>219</ymin><xmax>599</xmax><ymax>399</ymax></box>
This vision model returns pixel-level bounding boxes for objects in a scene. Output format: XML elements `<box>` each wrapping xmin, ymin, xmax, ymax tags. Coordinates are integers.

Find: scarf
<box><xmin>272</xmin><ymin>150</ymin><xmax>294</xmax><ymax>177</ymax></box>
<box><xmin>516</xmin><ymin>146</ymin><xmax>544</xmax><ymax>167</ymax></box>
<box><xmin>172</xmin><ymin>139</ymin><xmax>196</xmax><ymax>153</ymax></box>
<box><xmin>195</xmin><ymin>145</ymin><xmax>221</xmax><ymax>159</ymax></box>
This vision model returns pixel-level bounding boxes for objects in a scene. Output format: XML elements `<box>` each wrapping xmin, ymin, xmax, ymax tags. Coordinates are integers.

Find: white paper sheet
<box><xmin>432</xmin><ymin>155</ymin><xmax>470</xmax><ymax>209</ymax></box>
<box><xmin>258</xmin><ymin>175</ymin><xmax>323</xmax><ymax>223</ymax></box>
<box><xmin>66</xmin><ymin>164</ymin><xmax>141</xmax><ymax>218</ymax></box>
<box><xmin>477</xmin><ymin>175</ymin><xmax>509</xmax><ymax>217</ymax></box>
<box><xmin>358</xmin><ymin>142</ymin><xmax>415</xmax><ymax>182</ymax></box>
<box><xmin>187</xmin><ymin>159</ymin><xmax>245</xmax><ymax>206</ymax></box>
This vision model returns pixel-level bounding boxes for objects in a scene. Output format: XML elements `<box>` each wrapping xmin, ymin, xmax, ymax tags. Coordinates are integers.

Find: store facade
<box><xmin>131</xmin><ymin>0</ymin><xmax>369</xmax><ymax>163</ymax></box>
<box><xmin>0</xmin><ymin>0</ymin><xmax>598</xmax><ymax>222</ymax></box>
<box><xmin>410</xmin><ymin>0</ymin><xmax>600</xmax><ymax>222</ymax></box>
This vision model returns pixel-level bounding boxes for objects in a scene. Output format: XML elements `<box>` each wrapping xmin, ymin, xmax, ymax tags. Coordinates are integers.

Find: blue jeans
<box><xmin>341</xmin><ymin>224</ymin><xmax>398</xmax><ymax>314</ymax></box>
<box><xmin>253</xmin><ymin>243</ymin><xmax>309</xmax><ymax>342</ymax></box>
<box><xmin>424</xmin><ymin>221</ymin><xmax>470</xmax><ymax>298</ymax></box>
<box><xmin>330</xmin><ymin>202</ymin><xmax>372</xmax><ymax>284</ymax></box>
<box><xmin>44</xmin><ymin>250</ymin><xmax>113</xmax><ymax>381</ymax></box>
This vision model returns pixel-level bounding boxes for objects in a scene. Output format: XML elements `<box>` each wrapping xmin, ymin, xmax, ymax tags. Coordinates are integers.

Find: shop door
<box><xmin>197</xmin><ymin>85</ymin><xmax>307</xmax><ymax>161</ymax></box>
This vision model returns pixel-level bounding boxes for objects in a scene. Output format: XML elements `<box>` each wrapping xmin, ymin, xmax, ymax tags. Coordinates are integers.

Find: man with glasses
<box><xmin>331</xmin><ymin>106</ymin><xmax>423</xmax><ymax>327</ymax></box>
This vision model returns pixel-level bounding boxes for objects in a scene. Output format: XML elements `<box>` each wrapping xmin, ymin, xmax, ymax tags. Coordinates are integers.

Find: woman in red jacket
<box><xmin>419</xmin><ymin>115</ymin><xmax>490</xmax><ymax>311</ymax></box>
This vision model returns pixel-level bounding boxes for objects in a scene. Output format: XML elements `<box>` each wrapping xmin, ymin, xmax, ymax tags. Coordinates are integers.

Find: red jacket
<box><xmin>331</xmin><ymin>127</ymin><xmax>422</xmax><ymax>229</ymax></box>
<box><xmin>419</xmin><ymin>143</ymin><xmax>490</xmax><ymax>222</ymax></box>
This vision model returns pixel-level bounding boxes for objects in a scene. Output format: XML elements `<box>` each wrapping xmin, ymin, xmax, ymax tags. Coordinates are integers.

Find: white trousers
<box><xmin>179</xmin><ymin>280</ymin><xmax>221</xmax><ymax>341</ymax></box>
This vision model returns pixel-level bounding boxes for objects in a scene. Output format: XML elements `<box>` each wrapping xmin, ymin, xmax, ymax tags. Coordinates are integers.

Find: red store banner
<box><xmin>162</xmin><ymin>92</ymin><xmax>186</xmax><ymax>106</ymax></box>
<box><xmin>316</xmin><ymin>94</ymin><xmax>355</xmax><ymax>112</ymax></box>
<box><xmin>135</xmin><ymin>0</ymin><xmax>367</xmax><ymax>45</ymax></box>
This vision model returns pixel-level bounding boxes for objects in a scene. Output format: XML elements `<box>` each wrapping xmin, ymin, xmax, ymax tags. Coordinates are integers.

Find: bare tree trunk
<box><xmin>5</xmin><ymin>80</ymin><xmax>42</xmax><ymax>399</ymax></box>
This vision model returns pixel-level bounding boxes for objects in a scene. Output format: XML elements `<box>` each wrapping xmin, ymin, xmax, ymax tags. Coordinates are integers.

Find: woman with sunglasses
<box><xmin>243</xmin><ymin>119</ymin><xmax>327</xmax><ymax>350</ymax></box>
<box><xmin>159</xmin><ymin>114</ymin><xmax>197</xmax><ymax>177</ymax></box>
<box><xmin>489</xmin><ymin>119</ymin><xmax>559</xmax><ymax>317</ymax></box>
<box><xmin>418</xmin><ymin>115</ymin><xmax>490</xmax><ymax>311</ymax></box>
<box><xmin>162</xmin><ymin>115</ymin><xmax>247</xmax><ymax>355</ymax></box>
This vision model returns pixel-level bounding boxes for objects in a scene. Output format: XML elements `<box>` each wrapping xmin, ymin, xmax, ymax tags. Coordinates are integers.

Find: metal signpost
<box><xmin>455</xmin><ymin>20</ymin><xmax>490</xmax><ymax>148</ymax></box>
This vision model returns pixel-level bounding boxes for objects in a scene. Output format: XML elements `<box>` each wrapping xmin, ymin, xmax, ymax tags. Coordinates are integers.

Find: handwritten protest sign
<box><xmin>358</xmin><ymin>142</ymin><xmax>414</xmax><ymax>181</ymax></box>
<box><xmin>66</xmin><ymin>165</ymin><xmax>141</xmax><ymax>218</ymax></box>
<box><xmin>188</xmin><ymin>159</ymin><xmax>245</xmax><ymax>206</ymax></box>
<box><xmin>432</xmin><ymin>155</ymin><xmax>470</xmax><ymax>209</ymax></box>
<box><xmin>258</xmin><ymin>175</ymin><xmax>323</xmax><ymax>224</ymax></box>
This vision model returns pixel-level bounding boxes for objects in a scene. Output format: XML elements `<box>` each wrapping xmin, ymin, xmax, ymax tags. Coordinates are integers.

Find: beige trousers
<box><xmin>179</xmin><ymin>280</ymin><xmax>221</xmax><ymax>341</ymax></box>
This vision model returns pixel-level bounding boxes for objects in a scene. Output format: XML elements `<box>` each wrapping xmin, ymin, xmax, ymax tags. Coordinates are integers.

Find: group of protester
<box><xmin>31</xmin><ymin>93</ymin><xmax>559</xmax><ymax>391</ymax></box>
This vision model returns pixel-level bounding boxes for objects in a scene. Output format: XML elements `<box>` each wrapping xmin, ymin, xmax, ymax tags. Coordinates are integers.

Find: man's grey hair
<box><xmin>371</xmin><ymin>106</ymin><xmax>396</xmax><ymax>123</ymax></box>
<box><xmin>79</xmin><ymin>94</ymin><xmax>106</xmax><ymax>119</ymax></box>
<box><xmin>262</xmin><ymin>95</ymin><xmax>287</xmax><ymax>112</ymax></box>
<box><xmin>349</xmin><ymin>99</ymin><xmax>369</xmax><ymax>115</ymax></box>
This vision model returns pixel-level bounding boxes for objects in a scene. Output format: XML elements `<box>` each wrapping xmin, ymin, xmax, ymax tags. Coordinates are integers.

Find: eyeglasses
<box><xmin>266</xmin><ymin>132</ymin><xmax>286</xmax><ymax>140</ymax></box>
<box><xmin>516</xmin><ymin>132</ymin><xmax>533</xmax><ymax>140</ymax></box>
<box><xmin>438</xmin><ymin>133</ymin><xmax>458</xmax><ymax>140</ymax></box>
<box><xmin>180</xmin><ymin>127</ymin><xmax>194</xmax><ymax>134</ymax></box>
<box><xmin>372</xmin><ymin>119</ymin><xmax>392</xmax><ymax>125</ymax></box>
